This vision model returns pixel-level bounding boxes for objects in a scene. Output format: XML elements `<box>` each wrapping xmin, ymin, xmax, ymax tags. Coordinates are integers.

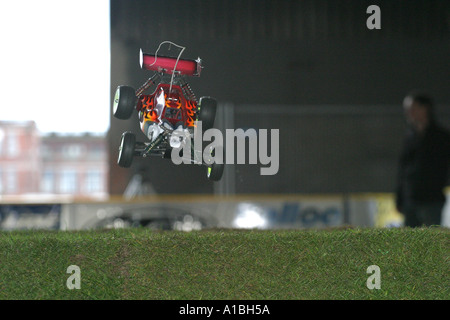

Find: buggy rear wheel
<box><xmin>205</xmin><ymin>144</ymin><xmax>224</xmax><ymax>181</ymax></box>
<box><xmin>207</xmin><ymin>162</ymin><xmax>224</xmax><ymax>181</ymax></box>
<box><xmin>197</xmin><ymin>96</ymin><xmax>217</xmax><ymax>131</ymax></box>
<box><xmin>118</xmin><ymin>131</ymin><xmax>136</xmax><ymax>168</ymax></box>
<box><xmin>113</xmin><ymin>86</ymin><xmax>137</xmax><ymax>120</ymax></box>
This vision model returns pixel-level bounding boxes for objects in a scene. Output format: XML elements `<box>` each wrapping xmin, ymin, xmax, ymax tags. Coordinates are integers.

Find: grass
<box><xmin>0</xmin><ymin>227</ymin><xmax>448</xmax><ymax>300</ymax></box>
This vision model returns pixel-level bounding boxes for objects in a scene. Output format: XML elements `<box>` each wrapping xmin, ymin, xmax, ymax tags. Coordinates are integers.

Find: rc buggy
<box><xmin>113</xmin><ymin>43</ymin><xmax>224</xmax><ymax>181</ymax></box>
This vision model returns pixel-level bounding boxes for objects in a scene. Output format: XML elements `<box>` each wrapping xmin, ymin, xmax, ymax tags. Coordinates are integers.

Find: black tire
<box><xmin>206</xmin><ymin>144</ymin><xmax>224</xmax><ymax>181</ymax></box>
<box><xmin>207</xmin><ymin>162</ymin><xmax>224</xmax><ymax>181</ymax></box>
<box><xmin>113</xmin><ymin>86</ymin><xmax>137</xmax><ymax>120</ymax></box>
<box><xmin>118</xmin><ymin>131</ymin><xmax>136</xmax><ymax>168</ymax></box>
<box><xmin>197</xmin><ymin>96</ymin><xmax>217</xmax><ymax>131</ymax></box>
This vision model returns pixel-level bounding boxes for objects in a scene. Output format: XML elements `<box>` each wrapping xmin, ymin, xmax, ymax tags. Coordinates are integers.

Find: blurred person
<box><xmin>395</xmin><ymin>92</ymin><xmax>450</xmax><ymax>227</ymax></box>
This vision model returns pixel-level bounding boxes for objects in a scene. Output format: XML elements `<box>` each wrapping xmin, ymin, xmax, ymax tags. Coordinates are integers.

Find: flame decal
<box><xmin>139</xmin><ymin>89</ymin><xmax>198</xmax><ymax>132</ymax></box>
<box><xmin>140</xmin><ymin>95</ymin><xmax>158</xmax><ymax>124</ymax></box>
<box><xmin>185</xmin><ymin>100</ymin><xmax>197</xmax><ymax>127</ymax></box>
<box><xmin>165</xmin><ymin>95</ymin><xmax>182</xmax><ymax>109</ymax></box>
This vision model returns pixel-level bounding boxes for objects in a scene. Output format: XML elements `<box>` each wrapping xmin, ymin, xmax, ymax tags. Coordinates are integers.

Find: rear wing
<box><xmin>139</xmin><ymin>49</ymin><xmax>202</xmax><ymax>76</ymax></box>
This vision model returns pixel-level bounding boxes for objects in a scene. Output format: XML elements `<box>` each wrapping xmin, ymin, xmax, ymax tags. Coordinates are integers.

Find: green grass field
<box><xmin>0</xmin><ymin>227</ymin><xmax>448</xmax><ymax>300</ymax></box>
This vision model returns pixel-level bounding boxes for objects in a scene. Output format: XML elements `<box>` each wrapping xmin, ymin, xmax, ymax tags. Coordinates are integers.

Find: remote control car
<box><xmin>113</xmin><ymin>44</ymin><xmax>224</xmax><ymax>181</ymax></box>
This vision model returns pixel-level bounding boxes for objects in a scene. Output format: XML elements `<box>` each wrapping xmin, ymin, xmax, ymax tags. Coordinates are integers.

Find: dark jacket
<box><xmin>396</xmin><ymin>121</ymin><xmax>450</xmax><ymax>212</ymax></box>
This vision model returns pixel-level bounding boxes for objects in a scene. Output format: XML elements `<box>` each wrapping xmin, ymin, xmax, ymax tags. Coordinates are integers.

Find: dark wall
<box><xmin>108</xmin><ymin>0</ymin><xmax>450</xmax><ymax>195</ymax></box>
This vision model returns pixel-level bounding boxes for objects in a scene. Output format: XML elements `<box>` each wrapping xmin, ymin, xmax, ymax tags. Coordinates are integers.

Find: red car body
<box><xmin>136</xmin><ymin>51</ymin><xmax>202</xmax><ymax>134</ymax></box>
<box><xmin>136</xmin><ymin>82</ymin><xmax>198</xmax><ymax>133</ymax></box>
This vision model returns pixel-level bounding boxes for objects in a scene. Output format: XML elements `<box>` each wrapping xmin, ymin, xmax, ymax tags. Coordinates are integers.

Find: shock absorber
<box><xmin>178</xmin><ymin>77</ymin><xmax>198</xmax><ymax>103</ymax></box>
<box><xmin>135</xmin><ymin>73</ymin><xmax>161</xmax><ymax>97</ymax></box>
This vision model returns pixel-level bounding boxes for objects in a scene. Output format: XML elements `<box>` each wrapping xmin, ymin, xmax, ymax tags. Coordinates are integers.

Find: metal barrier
<box><xmin>1</xmin><ymin>192</ymin><xmax>449</xmax><ymax>230</ymax></box>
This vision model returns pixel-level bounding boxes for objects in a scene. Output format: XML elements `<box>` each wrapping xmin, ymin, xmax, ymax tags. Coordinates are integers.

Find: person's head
<box><xmin>403</xmin><ymin>92</ymin><xmax>435</xmax><ymax>133</ymax></box>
